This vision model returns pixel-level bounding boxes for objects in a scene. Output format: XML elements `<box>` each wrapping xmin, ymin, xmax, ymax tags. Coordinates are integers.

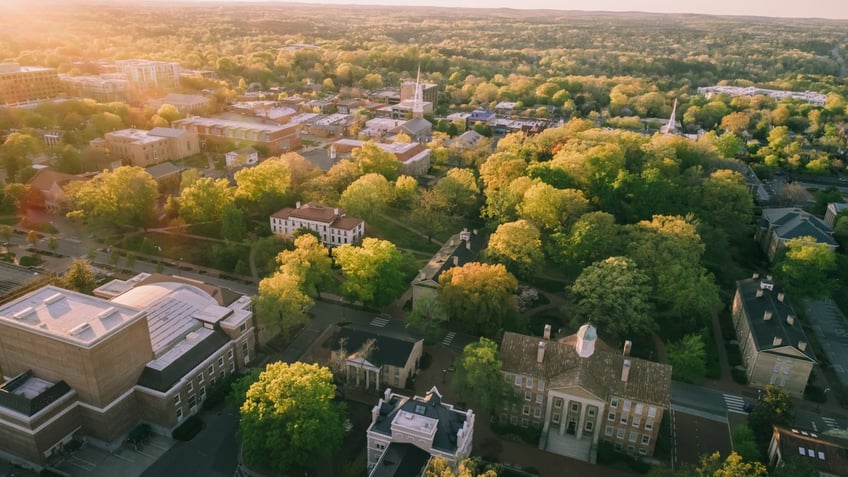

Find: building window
<box><xmin>218</xmin><ymin>356</ymin><xmax>224</xmax><ymax>367</ymax></box>
<box><xmin>227</xmin><ymin>349</ymin><xmax>234</xmax><ymax>360</ymax></box>
<box><xmin>504</xmin><ymin>373</ymin><xmax>512</xmax><ymax>383</ymax></box>
<box><xmin>176</xmin><ymin>407</ymin><xmax>183</xmax><ymax>420</ymax></box>
<box><xmin>514</xmin><ymin>375</ymin><xmax>522</xmax><ymax>386</ymax></box>
<box><xmin>188</xmin><ymin>394</ymin><xmax>197</xmax><ymax>409</ymax></box>
<box><xmin>629</xmin><ymin>431</ymin><xmax>638</xmax><ymax>442</ymax></box>
<box><xmin>522</xmin><ymin>405</ymin><xmax>530</xmax><ymax>415</ymax></box>
<box><xmin>526</xmin><ymin>377</ymin><xmax>533</xmax><ymax>388</ymax></box>
<box><xmin>627</xmin><ymin>445</ymin><xmax>635</xmax><ymax>453</ymax></box>
<box><xmin>648</xmin><ymin>406</ymin><xmax>657</xmax><ymax>418</ymax></box>
<box><xmin>173</xmin><ymin>395</ymin><xmax>181</xmax><ymax>406</ymax></box>
<box><xmin>634</xmin><ymin>403</ymin><xmax>643</xmax><ymax>415</ymax></box>
<box><xmin>617</xmin><ymin>428</ymin><xmax>625</xmax><ymax>439</ymax></box>
<box><xmin>639</xmin><ymin>448</ymin><xmax>648</xmax><ymax>456</ymax></box>
<box><xmin>537</xmin><ymin>379</ymin><xmax>544</xmax><ymax>392</ymax></box>
<box><xmin>521</xmin><ymin>418</ymin><xmax>529</xmax><ymax>428</ymax></box>
<box><xmin>623</xmin><ymin>400</ymin><xmax>631</xmax><ymax>412</ymax></box>
<box><xmin>585</xmin><ymin>421</ymin><xmax>594</xmax><ymax>432</ymax></box>
<box><xmin>510</xmin><ymin>416</ymin><xmax>518</xmax><ymax>425</ymax></box>
<box><xmin>632</xmin><ymin>417</ymin><xmax>641</xmax><ymax>428</ymax></box>
<box><xmin>536</xmin><ymin>394</ymin><xmax>543</xmax><ymax>405</ymax></box>
<box><xmin>552</xmin><ymin>412</ymin><xmax>561</xmax><ymax>425</ymax></box>
<box><xmin>208</xmin><ymin>364</ymin><xmax>214</xmax><ymax>375</ymax></box>
<box><xmin>620</xmin><ymin>415</ymin><xmax>628</xmax><ymax>425</ymax></box>
<box><xmin>534</xmin><ymin>407</ymin><xmax>542</xmax><ymax>418</ymax></box>
<box><xmin>199</xmin><ymin>386</ymin><xmax>206</xmax><ymax>400</ymax></box>
<box><xmin>645</xmin><ymin>419</ymin><xmax>654</xmax><ymax>431</ymax></box>
<box><xmin>554</xmin><ymin>398</ymin><xmax>563</xmax><ymax>408</ymax></box>
<box><xmin>570</xmin><ymin>402</ymin><xmax>579</xmax><ymax>412</ymax></box>
<box><xmin>198</xmin><ymin>373</ymin><xmax>204</xmax><ymax>385</ymax></box>
<box><xmin>642</xmin><ymin>434</ymin><xmax>650</xmax><ymax>445</ymax></box>
<box><xmin>525</xmin><ymin>391</ymin><xmax>532</xmax><ymax>401</ymax></box>
<box><xmin>187</xmin><ymin>381</ymin><xmax>193</xmax><ymax>393</ymax></box>
<box><xmin>230</xmin><ymin>361</ymin><xmax>236</xmax><ymax>372</ymax></box>
<box><xmin>610</xmin><ymin>398</ymin><xmax>618</xmax><ymax>408</ymax></box>
<box><xmin>240</xmin><ymin>323</ymin><xmax>247</xmax><ymax>332</ymax></box>
<box><xmin>605</xmin><ymin>426</ymin><xmax>614</xmax><ymax>437</ymax></box>
<box><xmin>588</xmin><ymin>407</ymin><xmax>597</xmax><ymax>418</ymax></box>
<box><xmin>608</xmin><ymin>412</ymin><xmax>616</xmax><ymax>422</ymax></box>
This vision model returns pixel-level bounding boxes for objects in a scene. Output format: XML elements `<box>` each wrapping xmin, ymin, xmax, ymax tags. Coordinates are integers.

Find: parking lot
<box><xmin>54</xmin><ymin>435</ymin><xmax>174</xmax><ymax>477</ymax></box>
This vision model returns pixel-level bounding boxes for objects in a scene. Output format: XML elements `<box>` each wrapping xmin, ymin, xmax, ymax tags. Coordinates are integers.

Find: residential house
<box><xmin>494</xmin><ymin>102</ymin><xmax>518</xmax><ymax>117</ymax></box>
<box><xmin>328</xmin><ymin>325</ymin><xmax>423</xmax><ymax>391</ymax></box>
<box><xmin>225</xmin><ymin>147</ymin><xmax>259</xmax><ymax>168</ymax></box>
<box><xmin>0</xmin><ymin>274</ymin><xmax>254</xmax><ymax>468</ymax></box>
<box><xmin>768</xmin><ymin>425</ymin><xmax>848</xmax><ymax>476</ymax></box>
<box><xmin>755</xmin><ymin>208</ymin><xmax>838</xmax><ymax>261</ymax></box>
<box><xmin>171</xmin><ymin>117</ymin><xmax>301</xmax><ymax>155</ymax></box>
<box><xmin>450</xmin><ymin>131</ymin><xmax>485</xmax><ymax>150</ymax></box>
<box><xmin>411</xmin><ymin>229</ymin><xmax>483</xmax><ymax>305</ymax></box>
<box><xmin>270</xmin><ymin>202</ymin><xmax>364</xmax><ymax>247</ymax></box>
<box><xmin>731</xmin><ymin>277</ymin><xmax>817</xmax><ymax>398</ymax></box>
<box><xmin>468</xmin><ymin>110</ymin><xmax>496</xmax><ymax>125</ymax></box>
<box><xmin>824</xmin><ymin>203</ymin><xmax>848</xmax><ymax>228</ymax></box>
<box><xmin>395</xmin><ymin>118</ymin><xmax>433</xmax><ymax>143</ymax></box>
<box><xmin>499</xmin><ymin>325</ymin><xmax>671</xmax><ymax>463</ymax></box>
<box><xmin>25</xmin><ymin>168</ymin><xmax>89</xmax><ymax>212</ymax></box>
<box><xmin>367</xmin><ymin>387</ymin><xmax>474</xmax><ymax>476</ymax></box>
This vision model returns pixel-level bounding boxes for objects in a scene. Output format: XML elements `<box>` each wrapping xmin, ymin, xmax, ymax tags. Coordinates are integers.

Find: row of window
<box><xmin>505</xmin><ymin>373</ymin><xmax>545</xmax><ymax>392</ymax></box>
<box><xmin>610</xmin><ymin>398</ymin><xmax>657</xmax><ymax>418</ymax></box>
<box><xmin>605</xmin><ymin>425</ymin><xmax>652</xmax><ymax>446</ymax></box>
<box><xmin>174</xmin><ymin>348</ymin><xmax>238</xmax><ymax>420</ymax></box>
<box><xmin>607</xmin><ymin>411</ymin><xmax>655</xmax><ymax>431</ymax></box>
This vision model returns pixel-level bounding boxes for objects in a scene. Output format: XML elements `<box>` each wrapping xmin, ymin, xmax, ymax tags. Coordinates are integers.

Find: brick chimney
<box><xmin>623</xmin><ymin>340</ymin><xmax>632</xmax><ymax>357</ymax></box>
<box><xmin>296</xmin><ymin>201</ymin><xmax>301</xmax><ymax>209</ymax></box>
<box><xmin>763</xmin><ymin>310</ymin><xmax>773</xmax><ymax>321</ymax></box>
<box><xmin>799</xmin><ymin>341</ymin><xmax>807</xmax><ymax>351</ymax></box>
<box><xmin>621</xmin><ymin>359</ymin><xmax>631</xmax><ymax>382</ymax></box>
<box><xmin>544</xmin><ymin>324</ymin><xmax>551</xmax><ymax>340</ymax></box>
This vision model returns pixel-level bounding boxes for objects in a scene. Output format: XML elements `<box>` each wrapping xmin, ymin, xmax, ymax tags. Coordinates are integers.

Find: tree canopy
<box><xmin>65</xmin><ymin>166</ymin><xmax>158</xmax><ymax>229</ymax></box>
<box><xmin>453</xmin><ymin>337</ymin><xmax>511</xmax><ymax>413</ymax></box>
<box><xmin>773</xmin><ymin>236</ymin><xmax>838</xmax><ymax>299</ymax></box>
<box><xmin>333</xmin><ymin>238</ymin><xmax>406</xmax><ymax>307</ymax></box>
<box><xmin>439</xmin><ymin>262</ymin><xmax>518</xmax><ymax>336</ymax></box>
<box><xmin>485</xmin><ymin>219</ymin><xmax>544</xmax><ymax>279</ymax></box>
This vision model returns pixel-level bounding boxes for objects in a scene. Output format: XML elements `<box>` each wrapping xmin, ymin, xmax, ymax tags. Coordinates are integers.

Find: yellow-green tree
<box><xmin>65</xmin><ymin>166</ymin><xmax>158</xmax><ymax>229</ymax></box>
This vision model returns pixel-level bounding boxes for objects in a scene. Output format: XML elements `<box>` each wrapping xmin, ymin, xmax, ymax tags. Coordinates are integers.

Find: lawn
<box><xmin>366</xmin><ymin>213</ymin><xmax>441</xmax><ymax>254</ymax></box>
<box><xmin>118</xmin><ymin>232</ymin><xmax>251</xmax><ymax>274</ymax></box>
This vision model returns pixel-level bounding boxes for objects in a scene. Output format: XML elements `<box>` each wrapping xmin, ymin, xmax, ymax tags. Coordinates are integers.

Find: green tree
<box><xmin>713</xmin><ymin>133</ymin><xmax>745</xmax><ymax>158</ymax></box>
<box><xmin>453</xmin><ymin>338</ymin><xmax>512</xmax><ymax>414</ymax></box>
<box><xmin>571</xmin><ymin>256</ymin><xmax>654</xmax><ymax>339</ymax></box>
<box><xmin>351</xmin><ymin>141</ymin><xmax>400</xmax><ymax>181</ymax></box>
<box><xmin>667</xmin><ymin>333</ymin><xmax>707</xmax><ymax>383</ymax></box>
<box><xmin>47</xmin><ymin>235</ymin><xmax>58</xmax><ymax>252</ymax></box>
<box><xmin>65</xmin><ymin>166</ymin><xmax>158</xmax><ymax>229</ymax></box>
<box><xmin>339</xmin><ymin>173</ymin><xmax>393</xmax><ymax>220</ymax></box>
<box><xmin>333</xmin><ymin>238</ymin><xmax>405</xmax><ymax>307</ymax></box>
<box><xmin>3</xmin><ymin>183</ymin><xmax>30</xmax><ymax>210</ymax></box>
<box><xmin>699</xmin><ymin>170</ymin><xmax>754</xmax><ymax>238</ymax></box>
<box><xmin>393</xmin><ymin>174</ymin><xmax>420</xmax><ymax>208</ymax></box>
<box><xmin>748</xmin><ymin>385</ymin><xmax>793</xmax><ymax>454</ymax></box>
<box><xmin>0</xmin><ymin>225</ymin><xmax>11</xmax><ymax>242</ymax></box>
<box><xmin>156</xmin><ymin>103</ymin><xmax>182</xmax><ymax>124</ymax></box>
<box><xmin>407</xmin><ymin>294</ymin><xmax>448</xmax><ymax>344</ymax></box>
<box><xmin>485</xmin><ymin>219</ymin><xmax>544</xmax><ymax>279</ymax></box>
<box><xmin>518</xmin><ymin>182</ymin><xmax>589</xmax><ymax>230</ymax></box>
<box><xmin>221</xmin><ymin>203</ymin><xmax>247</xmax><ymax>242</ymax></box>
<box><xmin>694</xmin><ymin>452</ymin><xmax>767</xmax><ymax>477</ymax></box>
<box><xmin>234</xmin><ymin>157</ymin><xmax>291</xmax><ymax>216</ymax></box>
<box><xmin>769</xmin><ymin>457</ymin><xmax>820</xmax><ymax>477</ymax></box>
<box><xmin>1</xmin><ymin>132</ymin><xmax>39</xmax><ymax>181</ymax></box>
<box><xmin>26</xmin><ymin>230</ymin><xmax>39</xmax><ymax>248</ymax></box>
<box><xmin>439</xmin><ymin>262</ymin><xmax>518</xmax><ymax>336</ymax></box>
<box><xmin>179</xmin><ymin>177</ymin><xmax>235</xmax><ymax>224</ymax></box>
<box><xmin>255</xmin><ymin>271</ymin><xmax>313</xmax><ymax>340</ymax></box>
<box><xmin>773</xmin><ymin>236</ymin><xmax>838</xmax><ymax>299</ymax></box>
<box><xmin>729</xmin><ymin>425</ymin><xmax>759</xmax><ymax>464</ymax></box>
<box><xmin>429</xmin><ymin>168</ymin><xmax>481</xmax><ymax>217</ymax></box>
<box><xmin>551</xmin><ymin>211</ymin><xmax>621</xmax><ymax>268</ymax></box>
<box><xmin>61</xmin><ymin>259</ymin><xmax>97</xmax><ymax>294</ymax></box>
<box><xmin>239</xmin><ymin>362</ymin><xmax>346</xmax><ymax>474</ymax></box>
<box><xmin>274</xmin><ymin>234</ymin><xmax>333</xmax><ymax>297</ymax></box>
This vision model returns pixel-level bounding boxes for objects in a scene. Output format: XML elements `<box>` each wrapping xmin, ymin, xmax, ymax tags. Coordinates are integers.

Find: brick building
<box><xmin>270</xmin><ymin>202</ymin><xmax>364</xmax><ymax>247</ymax></box>
<box><xmin>0</xmin><ymin>63</ymin><xmax>63</xmax><ymax>106</ymax></box>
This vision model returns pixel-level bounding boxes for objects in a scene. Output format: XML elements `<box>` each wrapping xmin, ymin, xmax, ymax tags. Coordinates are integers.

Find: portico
<box><xmin>541</xmin><ymin>388</ymin><xmax>603</xmax><ymax>463</ymax></box>
<box><xmin>346</xmin><ymin>356</ymin><xmax>381</xmax><ymax>390</ymax></box>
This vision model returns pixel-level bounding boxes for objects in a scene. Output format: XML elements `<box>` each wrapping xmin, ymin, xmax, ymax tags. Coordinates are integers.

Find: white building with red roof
<box><xmin>270</xmin><ymin>202</ymin><xmax>365</xmax><ymax>246</ymax></box>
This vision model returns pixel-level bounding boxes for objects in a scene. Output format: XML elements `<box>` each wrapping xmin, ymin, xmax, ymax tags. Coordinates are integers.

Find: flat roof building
<box><xmin>0</xmin><ymin>63</ymin><xmax>64</xmax><ymax>106</ymax></box>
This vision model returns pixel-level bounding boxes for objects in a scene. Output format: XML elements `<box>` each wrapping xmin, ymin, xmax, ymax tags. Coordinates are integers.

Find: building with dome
<box><xmin>499</xmin><ymin>324</ymin><xmax>671</xmax><ymax>463</ymax></box>
<box><xmin>0</xmin><ymin>273</ymin><xmax>254</xmax><ymax>469</ymax></box>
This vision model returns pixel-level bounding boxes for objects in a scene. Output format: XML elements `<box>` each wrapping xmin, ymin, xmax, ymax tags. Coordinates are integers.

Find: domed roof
<box><xmin>577</xmin><ymin>323</ymin><xmax>597</xmax><ymax>341</ymax></box>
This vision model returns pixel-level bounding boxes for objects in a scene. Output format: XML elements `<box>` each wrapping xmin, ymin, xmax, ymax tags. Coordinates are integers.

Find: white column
<box><xmin>542</xmin><ymin>393</ymin><xmax>554</xmax><ymax>433</ymax></box>
<box><xmin>559</xmin><ymin>400</ymin><xmax>567</xmax><ymax>435</ymax></box>
<box><xmin>376</xmin><ymin>369</ymin><xmax>380</xmax><ymax>390</ymax></box>
<box><xmin>576</xmin><ymin>401</ymin><xmax>585</xmax><ymax>440</ymax></box>
<box><xmin>593</xmin><ymin>407</ymin><xmax>603</xmax><ymax>445</ymax></box>
<box><xmin>366</xmin><ymin>368</ymin><xmax>370</xmax><ymax>389</ymax></box>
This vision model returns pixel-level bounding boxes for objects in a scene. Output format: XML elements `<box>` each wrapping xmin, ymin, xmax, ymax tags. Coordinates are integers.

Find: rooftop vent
<box><xmin>786</xmin><ymin>315</ymin><xmax>795</xmax><ymax>326</ymax></box>
<box><xmin>764</xmin><ymin>310</ymin><xmax>773</xmax><ymax>321</ymax></box>
<box><xmin>69</xmin><ymin>323</ymin><xmax>91</xmax><ymax>336</ymax></box>
<box><xmin>752</xmin><ymin>273</ymin><xmax>760</xmax><ymax>279</ymax></box>
<box><xmin>773</xmin><ymin>336</ymin><xmax>783</xmax><ymax>347</ymax></box>
<box><xmin>44</xmin><ymin>293</ymin><xmax>64</xmax><ymax>305</ymax></box>
<box><xmin>13</xmin><ymin>307</ymin><xmax>35</xmax><ymax>320</ymax></box>
<box><xmin>543</xmin><ymin>324</ymin><xmax>551</xmax><ymax>340</ymax></box>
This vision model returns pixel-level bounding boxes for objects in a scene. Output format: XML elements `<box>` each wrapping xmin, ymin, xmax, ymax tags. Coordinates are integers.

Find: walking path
<box><xmin>379</xmin><ymin>213</ymin><xmax>444</xmax><ymax>246</ymax></box>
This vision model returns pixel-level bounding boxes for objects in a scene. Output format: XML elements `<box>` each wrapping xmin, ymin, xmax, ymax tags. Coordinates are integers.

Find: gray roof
<box><xmin>329</xmin><ymin>326</ymin><xmax>420</xmax><ymax>368</ymax></box>
<box><xmin>412</xmin><ymin>230</ymin><xmax>484</xmax><ymax>288</ymax></box>
<box><xmin>0</xmin><ymin>262</ymin><xmax>47</xmax><ymax>300</ymax></box>
<box><xmin>735</xmin><ymin>278</ymin><xmax>816</xmax><ymax>361</ymax></box>
<box><xmin>136</xmin><ymin>330</ymin><xmax>230</xmax><ymax>392</ymax></box>
<box><xmin>144</xmin><ymin>161</ymin><xmax>182</xmax><ymax>179</ymax></box>
<box><xmin>148</xmin><ymin>127</ymin><xmax>186</xmax><ymax>138</ymax></box>
<box><xmin>761</xmin><ymin>208</ymin><xmax>837</xmax><ymax>247</ymax></box>
<box><xmin>400</xmin><ymin>117</ymin><xmax>432</xmax><ymax>134</ymax></box>
<box><xmin>371</xmin><ymin>443</ymin><xmax>431</xmax><ymax>477</ymax></box>
<box><xmin>500</xmin><ymin>332</ymin><xmax>671</xmax><ymax>407</ymax></box>
<box><xmin>370</xmin><ymin>388</ymin><xmax>467</xmax><ymax>453</ymax></box>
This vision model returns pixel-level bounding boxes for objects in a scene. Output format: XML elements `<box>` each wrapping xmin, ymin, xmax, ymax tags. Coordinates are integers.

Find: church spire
<box><xmin>662</xmin><ymin>97</ymin><xmax>678</xmax><ymax>135</ymax></box>
<box><xmin>412</xmin><ymin>64</ymin><xmax>424</xmax><ymax>119</ymax></box>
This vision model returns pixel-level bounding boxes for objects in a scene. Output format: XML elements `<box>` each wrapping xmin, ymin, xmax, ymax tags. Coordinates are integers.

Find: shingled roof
<box><xmin>500</xmin><ymin>331</ymin><xmax>671</xmax><ymax>407</ymax></box>
<box><xmin>761</xmin><ymin>207</ymin><xmax>837</xmax><ymax>247</ymax></box>
<box><xmin>772</xmin><ymin>425</ymin><xmax>848</xmax><ymax>476</ymax></box>
<box><xmin>330</xmin><ymin>326</ymin><xmax>421</xmax><ymax>368</ymax></box>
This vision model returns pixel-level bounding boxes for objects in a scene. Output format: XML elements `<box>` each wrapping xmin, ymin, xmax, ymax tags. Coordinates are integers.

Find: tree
<box><xmin>699</xmin><ymin>170</ymin><xmax>754</xmax><ymax>238</ymax></box>
<box><xmin>551</xmin><ymin>211</ymin><xmax>621</xmax><ymax>268</ymax></box>
<box><xmin>453</xmin><ymin>338</ymin><xmax>511</xmax><ymax>414</ymax></box>
<box><xmin>156</xmin><ymin>103</ymin><xmax>182</xmax><ymax>124</ymax></box>
<box><xmin>333</xmin><ymin>238</ymin><xmax>406</xmax><ymax>307</ymax></box>
<box><xmin>47</xmin><ymin>235</ymin><xmax>58</xmax><ymax>252</ymax></box>
<box><xmin>429</xmin><ymin>168</ymin><xmax>481</xmax><ymax>217</ymax></box>
<box><xmin>65</xmin><ymin>166</ymin><xmax>158</xmax><ymax>229</ymax></box>
<box><xmin>571</xmin><ymin>257</ymin><xmax>654</xmax><ymax>339</ymax></box>
<box><xmin>61</xmin><ymin>259</ymin><xmax>97</xmax><ymax>294</ymax></box>
<box><xmin>351</xmin><ymin>141</ymin><xmax>400</xmax><ymax>181</ymax></box>
<box><xmin>769</xmin><ymin>457</ymin><xmax>820</xmax><ymax>477</ymax></box>
<box><xmin>713</xmin><ymin>133</ymin><xmax>745</xmax><ymax>158</ymax></box>
<box><xmin>0</xmin><ymin>225</ymin><xmax>11</xmax><ymax>242</ymax></box>
<box><xmin>748</xmin><ymin>385</ymin><xmax>793</xmax><ymax>454</ymax></box>
<box><xmin>26</xmin><ymin>230</ymin><xmax>39</xmax><ymax>248</ymax></box>
<box><xmin>239</xmin><ymin>362</ymin><xmax>346</xmax><ymax>474</ymax></box>
<box><xmin>407</xmin><ymin>294</ymin><xmax>448</xmax><ymax>344</ymax></box>
<box><xmin>694</xmin><ymin>452</ymin><xmax>766</xmax><ymax>477</ymax></box>
<box><xmin>518</xmin><ymin>182</ymin><xmax>589</xmax><ymax>230</ymax></box>
<box><xmin>220</xmin><ymin>203</ymin><xmax>247</xmax><ymax>242</ymax></box>
<box><xmin>773</xmin><ymin>236</ymin><xmax>838</xmax><ymax>299</ymax></box>
<box><xmin>339</xmin><ymin>173</ymin><xmax>393</xmax><ymax>220</ymax></box>
<box><xmin>439</xmin><ymin>262</ymin><xmax>518</xmax><ymax>336</ymax></box>
<box><xmin>274</xmin><ymin>234</ymin><xmax>333</xmax><ymax>297</ymax></box>
<box><xmin>425</xmin><ymin>457</ymin><xmax>499</xmax><ymax>477</ymax></box>
<box><xmin>485</xmin><ymin>220</ymin><xmax>544</xmax><ymax>278</ymax></box>
<box><xmin>255</xmin><ymin>271</ymin><xmax>313</xmax><ymax>340</ymax></box>
<box><xmin>1</xmin><ymin>132</ymin><xmax>39</xmax><ymax>181</ymax></box>
<box><xmin>667</xmin><ymin>333</ymin><xmax>707</xmax><ymax>383</ymax></box>
<box><xmin>393</xmin><ymin>174</ymin><xmax>420</xmax><ymax>208</ymax></box>
<box><xmin>729</xmin><ymin>425</ymin><xmax>760</xmax><ymax>464</ymax></box>
<box><xmin>178</xmin><ymin>177</ymin><xmax>235</xmax><ymax>224</ymax></box>
<box><xmin>234</xmin><ymin>157</ymin><xmax>291</xmax><ymax>216</ymax></box>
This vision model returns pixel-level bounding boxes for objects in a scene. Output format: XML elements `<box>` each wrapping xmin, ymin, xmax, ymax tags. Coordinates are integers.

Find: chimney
<box><xmin>766</xmin><ymin>274</ymin><xmax>773</xmax><ymax>281</ymax></box>
<box><xmin>466</xmin><ymin>240</ymin><xmax>471</xmax><ymax>251</ymax></box>
<box><xmin>752</xmin><ymin>272</ymin><xmax>760</xmax><ymax>279</ymax></box>
<box><xmin>621</xmin><ymin>359</ymin><xmax>631</xmax><ymax>382</ymax></box>
<box><xmin>452</xmin><ymin>255</ymin><xmax>459</xmax><ymax>266</ymax></box>
<box><xmin>371</xmin><ymin>404</ymin><xmax>380</xmax><ymax>425</ymax></box>
<box><xmin>537</xmin><ymin>341</ymin><xmax>546</xmax><ymax>363</ymax></box>
<box><xmin>756</xmin><ymin>289</ymin><xmax>764</xmax><ymax>298</ymax></box>
<box><xmin>296</xmin><ymin>201</ymin><xmax>301</xmax><ymax>209</ymax></box>
<box><xmin>763</xmin><ymin>310</ymin><xmax>773</xmax><ymax>321</ymax></box>
<box><xmin>799</xmin><ymin>341</ymin><xmax>807</xmax><ymax>351</ymax></box>
<box><xmin>623</xmin><ymin>340</ymin><xmax>632</xmax><ymax>357</ymax></box>
<box><xmin>334</xmin><ymin>207</ymin><xmax>339</xmax><ymax>216</ymax></box>
<box><xmin>544</xmin><ymin>324</ymin><xmax>551</xmax><ymax>340</ymax></box>
<box><xmin>773</xmin><ymin>336</ymin><xmax>783</xmax><ymax>346</ymax></box>
<box><xmin>778</xmin><ymin>292</ymin><xmax>785</xmax><ymax>302</ymax></box>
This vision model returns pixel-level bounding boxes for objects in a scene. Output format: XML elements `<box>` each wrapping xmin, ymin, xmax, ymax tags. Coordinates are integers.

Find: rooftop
<box><xmin>773</xmin><ymin>425</ymin><xmax>848</xmax><ymax>476</ymax></box>
<box><xmin>0</xmin><ymin>262</ymin><xmax>48</xmax><ymax>302</ymax></box>
<box><xmin>413</xmin><ymin>229</ymin><xmax>484</xmax><ymax>287</ymax></box>
<box><xmin>148</xmin><ymin>127</ymin><xmax>187</xmax><ymax>138</ymax></box>
<box><xmin>370</xmin><ymin>443</ymin><xmax>431</xmax><ymax>477</ymax></box>
<box><xmin>735</xmin><ymin>278</ymin><xmax>816</xmax><ymax>361</ymax></box>
<box><xmin>0</xmin><ymin>285</ymin><xmax>144</xmax><ymax>348</ymax></box>
<box><xmin>0</xmin><ymin>370</ymin><xmax>72</xmax><ymax>417</ymax></box>
<box><xmin>271</xmin><ymin>202</ymin><xmax>363</xmax><ymax>230</ymax></box>
<box><xmin>173</xmin><ymin>116</ymin><xmax>296</xmax><ymax>134</ymax></box>
<box><xmin>107</xmin><ymin>128</ymin><xmax>165</xmax><ymax>145</ymax></box>
<box><xmin>500</xmin><ymin>331</ymin><xmax>672</xmax><ymax>407</ymax></box>
<box><xmin>761</xmin><ymin>207</ymin><xmax>837</xmax><ymax>247</ymax></box>
<box><xmin>329</xmin><ymin>326</ymin><xmax>421</xmax><ymax>368</ymax></box>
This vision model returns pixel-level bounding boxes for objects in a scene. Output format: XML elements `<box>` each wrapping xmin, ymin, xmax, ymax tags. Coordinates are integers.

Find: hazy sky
<box><xmin>272</xmin><ymin>0</ymin><xmax>848</xmax><ymax>19</ymax></box>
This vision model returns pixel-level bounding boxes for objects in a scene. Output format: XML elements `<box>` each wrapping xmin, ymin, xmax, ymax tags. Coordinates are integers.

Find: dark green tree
<box><xmin>453</xmin><ymin>338</ymin><xmax>512</xmax><ymax>414</ymax></box>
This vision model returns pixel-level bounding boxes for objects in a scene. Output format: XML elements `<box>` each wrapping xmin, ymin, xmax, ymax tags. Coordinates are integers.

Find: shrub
<box><xmin>596</xmin><ymin>441</ymin><xmax>617</xmax><ymax>464</ymax></box>
<box><xmin>726</xmin><ymin>343</ymin><xmax>743</xmax><ymax>367</ymax></box>
<box><xmin>419</xmin><ymin>352</ymin><xmax>432</xmax><ymax>370</ymax></box>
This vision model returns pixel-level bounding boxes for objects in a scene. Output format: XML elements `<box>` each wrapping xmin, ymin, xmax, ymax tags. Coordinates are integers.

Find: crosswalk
<box><xmin>442</xmin><ymin>332</ymin><xmax>456</xmax><ymax>346</ymax></box>
<box><xmin>723</xmin><ymin>394</ymin><xmax>747</xmax><ymax>414</ymax></box>
<box><xmin>369</xmin><ymin>317</ymin><xmax>389</xmax><ymax>328</ymax></box>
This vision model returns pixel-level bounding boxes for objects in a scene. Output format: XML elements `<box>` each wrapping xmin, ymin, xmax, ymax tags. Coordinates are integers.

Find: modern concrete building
<box><xmin>367</xmin><ymin>387</ymin><xmax>473</xmax><ymax>476</ymax></box>
<box><xmin>755</xmin><ymin>208</ymin><xmax>838</xmax><ymax>261</ymax></box>
<box><xmin>731</xmin><ymin>277</ymin><xmax>816</xmax><ymax>398</ymax></box>
<box><xmin>171</xmin><ymin>117</ymin><xmax>301</xmax><ymax>155</ymax></box>
<box><xmin>270</xmin><ymin>202</ymin><xmax>364</xmax><ymax>247</ymax></box>
<box><xmin>411</xmin><ymin>229</ymin><xmax>483</xmax><ymax>305</ymax></box>
<box><xmin>0</xmin><ymin>63</ymin><xmax>64</xmax><ymax>106</ymax></box>
<box><xmin>59</xmin><ymin>74</ymin><xmax>130</xmax><ymax>102</ymax></box>
<box><xmin>499</xmin><ymin>325</ymin><xmax>671</xmax><ymax>463</ymax></box>
<box><xmin>328</xmin><ymin>325</ymin><xmax>423</xmax><ymax>391</ymax></box>
<box><xmin>115</xmin><ymin>59</ymin><xmax>181</xmax><ymax>90</ymax></box>
<box><xmin>0</xmin><ymin>274</ymin><xmax>255</xmax><ymax>469</ymax></box>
